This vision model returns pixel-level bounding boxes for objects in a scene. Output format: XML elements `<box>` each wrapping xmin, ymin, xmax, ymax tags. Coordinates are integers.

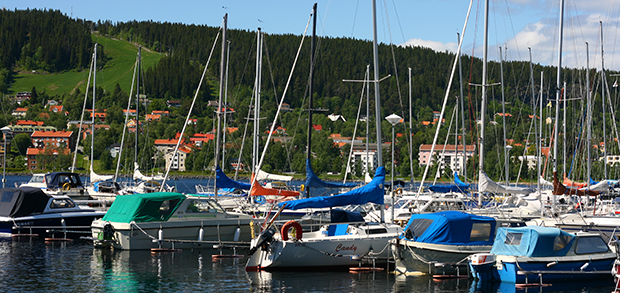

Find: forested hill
<box><xmin>3</xmin><ymin>9</ymin><xmax>617</xmax><ymax>180</ymax></box>
<box><xmin>3</xmin><ymin>8</ymin><xmax>576</xmax><ymax>118</ymax></box>
<box><xmin>0</xmin><ymin>9</ymin><xmax>94</xmax><ymax>92</ymax></box>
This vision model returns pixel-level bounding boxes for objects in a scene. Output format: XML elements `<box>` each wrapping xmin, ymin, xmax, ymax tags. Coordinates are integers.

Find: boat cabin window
<box><xmin>504</xmin><ymin>232</ymin><xmax>523</xmax><ymax>245</ymax></box>
<box><xmin>159</xmin><ymin>199</ymin><xmax>182</xmax><ymax>216</ymax></box>
<box><xmin>575</xmin><ymin>236</ymin><xmax>609</xmax><ymax>254</ymax></box>
<box><xmin>404</xmin><ymin>219</ymin><xmax>433</xmax><ymax>239</ymax></box>
<box><xmin>470</xmin><ymin>223</ymin><xmax>492</xmax><ymax>242</ymax></box>
<box><xmin>184</xmin><ymin>199</ymin><xmax>224</xmax><ymax>214</ymax></box>
<box><xmin>50</xmin><ymin>198</ymin><xmax>76</xmax><ymax>209</ymax></box>
<box><xmin>365</xmin><ymin>227</ymin><xmax>388</xmax><ymax>235</ymax></box>
<box><xmin>553</xmin><ymin>235</ymin><xmax>572</xmax><ymax>251</ymax></box>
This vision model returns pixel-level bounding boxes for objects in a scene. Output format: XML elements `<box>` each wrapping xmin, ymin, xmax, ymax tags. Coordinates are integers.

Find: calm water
<box><xmin>1</xmin><ymin>175</ymin><xmax>616</xmax><ymax>292</ymax></box>
<box><xmin>0</xmin><ymin>239</ymin><xmax>615</xmax><ymax>292</ymax></box>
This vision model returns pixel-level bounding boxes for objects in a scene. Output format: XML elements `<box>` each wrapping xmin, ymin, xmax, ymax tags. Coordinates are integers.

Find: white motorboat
<box><xmin>91</xmin><ymin>192</ymin><xmax>256</xmax><ymax>250</ymax></box>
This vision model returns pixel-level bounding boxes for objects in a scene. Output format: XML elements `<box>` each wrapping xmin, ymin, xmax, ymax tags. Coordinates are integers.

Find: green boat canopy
<box><xmin>102</xmin><ymin>192</ymin><xmax>186</xmax><ymax>223</ymax></box>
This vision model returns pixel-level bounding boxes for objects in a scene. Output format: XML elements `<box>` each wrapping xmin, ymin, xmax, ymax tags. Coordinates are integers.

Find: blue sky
<box><xmin>7</xmin><ymin>0</ymin><xmax>620</xmax><ymax>70</ymax></box>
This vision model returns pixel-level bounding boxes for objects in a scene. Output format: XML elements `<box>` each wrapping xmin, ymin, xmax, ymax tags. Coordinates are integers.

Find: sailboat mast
<box><xmin>372</xmin><ymin>0</ymin><xmax>383</xmax><ymax>168</ymax></box>
<box><xmin>253</xmin><ymin>28</ymin><xmax>263</xmax><ymax>174</ymax></box>
<box><xmin>365</xmin><ymin>65</ymin><xmax>370</xmax><ymax>174</ymax></box>
<box><xmin>222</xmin><ymin>39</ymin><xmax>230</xmax><ymax>167</ymax></box>
<box><xmin>478</xmin><ymin>0</ymin><xmax>489</xmax><ymax>206</ymax></box>
<box><xmin>586</xmin><ymin>42</ymin><xmax>591</xmax><ymax>190</ymax></box>
<box><xmin>91</xmin><ymin>43</ymin><xmax>97</xmax><ymax>176</ymax></box>
<box><xmin>214</xmin><ymin>14</ymin><xmax>227</xmax><ymax>197</ymax></box>
<box><xmin>528</xmin><ymin>48</ymin><xmax>541</xmax><ymax>195</ymax></box>
<box><xmin>306</xmin><ymin>3</ymin><xmax>317</xmax><ymax>198</ymax></box>
<box><xmin>499</xmin><ymin>46</ymin><xmax>508</xmax><ymax>185</ymax></box>
<box><xmin>600</xmin><ymin>21</ymin><xmax>607</xmax><ymax>178</ymax></box>
<box><xmin>135</xmin><ymin>47</ymin><xmax>141</xmax><ymax>165</ymax></box>
<box><xmin>552</xmin><ymin>0</ymin><xmax>564</xmax><ymax>205</ymax></box>
<box><xmin>457</xmin><ymin>32</ymin><xmax>467</xmax><ymax>180</ymax></box>
<box><xmin>553</xmin><ymin>0</ymin><xmax>564</xmax><ymax>176</ymax></box>
<box><xmin>408</xmin><ymin>67</ymin><xmax>414</xmax><ymax>185</ymax></box>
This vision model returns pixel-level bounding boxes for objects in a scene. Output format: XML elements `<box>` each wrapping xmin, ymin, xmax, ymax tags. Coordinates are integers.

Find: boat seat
<box><xmin>327</xmin><ymin>224</ymin><xmax>348</xmax><ymax>236</ymax></box>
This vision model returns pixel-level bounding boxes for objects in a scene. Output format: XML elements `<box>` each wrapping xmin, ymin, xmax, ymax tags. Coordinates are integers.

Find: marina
<box><xmin>0</xmin><ymin>175</ymin><xmax>618</xmax><ymax>292</ymax></box>
<box><xmin>3</xmin><ymin>0</ymin><xmax>620</xmax><ymax>291</ymax></box>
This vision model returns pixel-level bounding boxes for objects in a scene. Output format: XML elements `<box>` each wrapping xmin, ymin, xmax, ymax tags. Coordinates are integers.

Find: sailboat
<box><xmin>245</xmin><ymin>1</ymin><xmax>403</xmax><ymax>271</ymax></box>
<box><xmin>84</xmin><ymin>43</ymin><xmax>125</xmax><ymax>202</ymax></box>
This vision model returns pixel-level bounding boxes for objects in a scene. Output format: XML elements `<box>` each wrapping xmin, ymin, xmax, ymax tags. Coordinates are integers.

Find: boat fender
<box><xmin>248</xmin><ymin>227</ymin><xmax>276</xmax><ymax>256</ymax></box>
<box><xmin>63</xmin><ymin>183</ymin><xmax>71</xmax><ymax>190</ymax></box>
<box><xmin>234</xmin><ymin>227</ymin><xmax>241</xmax><ymax>242</ymax></box>
<box><xmin>198</xmin><ymin>227</ymin><xmax>204</xmax><ymax>242</ymax></box>
<box><xmin>281</xmin><ymin>220</ymin><xmax>303</xmax><ymax>241</ymax></box>
<box><xmin>255</xmin><ymin>196</ymin><xmax>265</xmax><ymax>204</ymax></box>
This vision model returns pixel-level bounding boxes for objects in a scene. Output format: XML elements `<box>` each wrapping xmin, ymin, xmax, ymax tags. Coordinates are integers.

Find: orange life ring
<box><xmin>281</xmin><ymin>220</ymin><xmax>303</xmax><ymax>241</ymax></box>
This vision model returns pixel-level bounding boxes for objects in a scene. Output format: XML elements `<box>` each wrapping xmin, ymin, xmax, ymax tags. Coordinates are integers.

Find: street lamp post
<box><xmin>505</xmin><ymin>145</ymin><xmax>513</xmax><ymax>185</ymax></box>
<box><xmin>385</xmin><ymin>113</ymin><xmax>402</xmax><ymax>223</ymax></box>
<box><xmin>1</xmin><ymin>126</ymin><xmax>11</xmax><ymax>188</ymax></box>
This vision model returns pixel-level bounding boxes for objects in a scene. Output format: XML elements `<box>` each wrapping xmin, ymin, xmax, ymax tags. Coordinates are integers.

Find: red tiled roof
<box><xmin>31</xmin><ymin>130</ymin><xmax>73</xmax><ymax>138</ymax></box>
<box><xmin>16</xmin><ymin>120</ymin><xmax>44</xmax><ymax>126</ymax></box>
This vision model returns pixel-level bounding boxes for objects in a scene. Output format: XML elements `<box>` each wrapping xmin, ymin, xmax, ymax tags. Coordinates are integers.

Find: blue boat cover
<box><xmin>45</xmin><ymin>172</ymin><xmax>84</xmax><ymax>189</ymax></box>
<box><xmin>280</xmin><ymin>166</ymin><xmax>385</xmax><ymax>210</ymax></box>
<box><xmin>399</xmin><ymin>211</ymin><xmax>496</xmax><ymax>245</ymax></box>
<box><xmin>428</xmin><ymin>172</ymin><xmax>469</xmax><ymax>193</ymax></box>
<box><xmin>304</xmin><ymin>159</ymin><xmax>358</xmax><ymax>189</ymax></box>
<box><xmin>216</xmin><ymin>166</ymin><xmax>251</xmax><ymax>190</ymax></box>
<box><xmin>490</xmin><ymin>226</ymin><xmax>575</xmax><ymax>257</ymax></box>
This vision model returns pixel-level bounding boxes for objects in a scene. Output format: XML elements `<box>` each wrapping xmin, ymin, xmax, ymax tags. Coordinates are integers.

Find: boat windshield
<box><xmin>29</xmin><ymin>175</ymin><xmax>45</xmax><ymax>184</ymax></box>
<box><xmin>575</xmin><ymin>236</ymin><xmax>609</xmax><ymax>254</ymax></box>
<box><xmin>185</xmin><ymin>199</ymin><xmax>225</xmax><ymax>214</ymax></box>
<box><xmin>50</xmin><ymin>198</ymin><xmax>76</xmax><ymax>209</ymax></box>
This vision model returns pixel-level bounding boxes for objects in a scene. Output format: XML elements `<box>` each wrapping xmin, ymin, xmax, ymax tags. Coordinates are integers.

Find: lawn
<box><xmin>10</xmin><ymin>33</ymin><xmax>163</xmax><ymax>97</ymax></box>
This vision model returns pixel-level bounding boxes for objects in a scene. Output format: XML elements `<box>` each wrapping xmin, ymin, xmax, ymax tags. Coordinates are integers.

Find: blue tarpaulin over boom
<box><xmin>280</xmin><ymin>166</ymin><xmax>385</xmax><ymax>210</ymax></box>
<box><xmin>216</xmin><ymin>166</ymin><xmax>251</xmax><ymax>190</ymax></box>
<box><xmin>305</xmin><ymin>159</ymin><xmax>358</xmax><ymax>189</ymax></box>
<box><xmin>428</xmin><ymin>172</ymin><xmax>469</xmax><ymax>193</ymax></box>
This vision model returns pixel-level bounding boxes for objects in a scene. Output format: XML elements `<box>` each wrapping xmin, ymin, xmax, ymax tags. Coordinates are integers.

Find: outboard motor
<box><xmin>248</xmin><ymin>227</ymin><xmax>276</xmax><ymax>256</ymax></box>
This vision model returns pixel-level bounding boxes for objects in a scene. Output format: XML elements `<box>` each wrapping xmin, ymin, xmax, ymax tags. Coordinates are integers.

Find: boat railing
<box><xmin>267</xmin><ymin>219</ymin><xmax>371</xmax><ymax>233</ymax></box>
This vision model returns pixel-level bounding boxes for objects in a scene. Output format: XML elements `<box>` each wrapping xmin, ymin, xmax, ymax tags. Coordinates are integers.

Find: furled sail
<box><xmin>478</xmin><ymin>171</ymin><xmax>534</xmax><ymax>195</ymax></box>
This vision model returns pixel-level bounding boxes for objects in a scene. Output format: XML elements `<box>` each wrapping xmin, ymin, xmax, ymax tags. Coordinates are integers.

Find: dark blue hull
<box><xmin>0</xmin><ymin>214</ymin><xmax>103</xmax><ymax>237</ymax></box>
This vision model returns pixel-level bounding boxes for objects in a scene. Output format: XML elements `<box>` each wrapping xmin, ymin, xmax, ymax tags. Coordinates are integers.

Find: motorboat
<box><xmin>469</xmin><ymin>226</ymin><xmax>615</xmax><ymax>284</ymax></box>
<box><xmin>0</xmin><ymin>187</ymin><xmax>105</xmax><ymax>237</ymax></box>
<box><xmin>91</xmin><ymin>192</ymin><xmax>256</xmax><ymax>250</ymax></box>
<box><xmin>391</xmin><ymin>211</ymin><xmax>498</xmax><ymax>275</ymax></box>
<box><xmin>28</xmin><ymin>172</ymin><xmax>89</xmax><ymax>200</ymax></box>
<box><xmin>18</xmin><ymin>173</ymin><xmax>47</xmax><ymax>189</ymax></box>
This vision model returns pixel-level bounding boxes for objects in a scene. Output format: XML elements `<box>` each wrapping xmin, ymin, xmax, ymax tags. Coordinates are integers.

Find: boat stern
<box><xmin>469</xmin><ymin>253</ymin><xmax>499</xmax><ymax>282</ymax></box>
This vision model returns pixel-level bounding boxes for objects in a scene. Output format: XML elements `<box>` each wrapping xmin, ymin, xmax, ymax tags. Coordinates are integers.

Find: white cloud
<box><xmin>400</xmin><ymin>38</ymin><xmax>457</xmax><ymax>53</ymax></box>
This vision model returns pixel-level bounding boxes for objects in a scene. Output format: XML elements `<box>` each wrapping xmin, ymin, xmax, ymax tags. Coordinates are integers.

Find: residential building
<box><xmin>418</xmin><ymin>144</ymin><xmax>475</xmax><ymax>175</ymax></box>
<box><xmin>123</xmin><ymin>109</ymin><xmax>137</xmax><ymax>117</ymax></box>
<box><xmin>26</xmin><ymin>147</ymin><xmax>70</xmax><ymax>170</ymax></box>
<box><xmin>166</xmin><ymin>100</ymin><xmax>182</xmax><ymax>108</ymax></box>
<box><xmin>12</xmin><ymin>92</ymin><xmax>31</xmax><ymax>104</ymax></box>
<box><xmin>106</xmin><ymin>143</ymin><xmax>122</xmax><ymax>158</ymax></box>
<box><xmin>12</xmin><ymin>107</ymin><xmax>28</xmax><ymax>118</ymax></box>
<box><xmin>154</xmin><ymin>138</ymin><xmax>193</xmax><ymax>171</ymax></box>
<box><xmin>31</xmin><ymin>130</ymin><xmax>75</xmax><ymax>151</ymax></box>
<box><xmin>151</xmin><ymin>110</ymin><xmax>170</xmax><ymax>117</ymax></box>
